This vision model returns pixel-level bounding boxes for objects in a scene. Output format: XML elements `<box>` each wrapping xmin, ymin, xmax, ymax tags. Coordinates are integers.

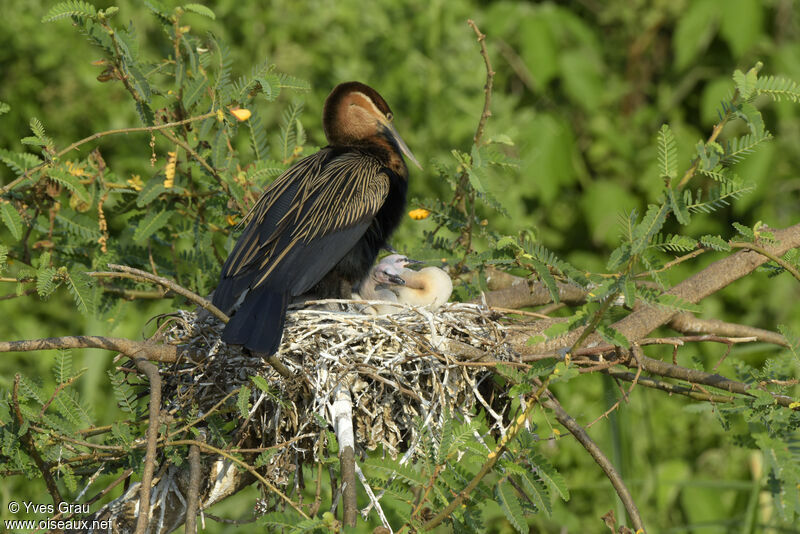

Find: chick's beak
<box><xmin>384</xmin><ymin>122</ymin><xmax>422</xmax><ymax>170</ymax></box>
<box><xmin>387</xmin><ymin>273</ymin><xmax>406</xmax><ymax>286</ymax></box>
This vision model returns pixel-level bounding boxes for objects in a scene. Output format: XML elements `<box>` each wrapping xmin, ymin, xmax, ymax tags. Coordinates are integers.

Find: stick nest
<box><xmin>150</xmin><ymin>301</ymin><xmax>520</xmax><ymax>487</ymax></box>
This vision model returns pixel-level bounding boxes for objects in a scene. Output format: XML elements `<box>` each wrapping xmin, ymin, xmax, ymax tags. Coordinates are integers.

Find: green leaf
<box><xmin>53</xmin><ymin>351</ymin><xmax>74</xmax><ymax>385</ymax></box>
<box><xmin>55</xmin><ymin>212</ymin><xmax>101</xmax><ymax>241</ymax></box>
<box><xmin>278</xmin><ymin>100</ymin><xmax>304</xmax><ymax>162</ymax></box>
<box><xmin>532</xmin><ymin>453</ymin><xmax>569</xmax><ymax>501</ymax></box>
<box><xmin>496</xmin><ymin>480</ymin><xmax>528</xmax><ymax>534</ymax></box>
<box><xmin>254</xmin><ymin>449</ymin><xmax>276</xmax><ymax>468</ymax></box>
<box><xmin>657</xmin><ymin>124</ymin><xmax>677</xmax><ymax>180</ymax></box>
<box><xmin>755</xmin><ymin>74</ymin><xmax>800</xmax><ymax>103</ymax></box>
<box><xmin>596</xmin><ymin>325</ymin><xmax>630</xmax><ymax>349</ymax></box>
<box><xmin>518</xmin><ymin>470</ymin><xmax>552</xmax><ymax>516</ymax></box>
<box><xmin>777</xmin><ymin>325</ymin><xmax>799</xmax><ymax>362</ymax></box>
<box><xmin>631</xmin><ymin>204</ymin><xmax>668</xmax><ymax>254</ymax></box>
<box><xmin>0</xmin><ymin>149</ymin><xmax>42</xmax><ymax>176</ymax></box>
<box><xmin>111</xmin><ymin>421</ymin><xmax>133</xmax><ymax>447</ymax></box>
<box><xmin>733</xmin><ymin>68</ymin><xmax>758</xmax><ymax>101</ymax></box>
<box><xmin>732</xmin><ymin>222</ymin><xmax>755</xmax><ymax>241</ymax></box>
<box><xmin>65</xmin><ymin>267</ymin><xmax>95</xmax><ymax>315</ymax></box>
<box><xmin>42</xmin><ymin>0</ymin><xmax>97</xmax><ymax>22</ymax></box>
<box><xmin>182</xmin><ymin>77</ymin><xmax>208</xmax><ymax>110</ymax></box>
<box><xmin>183</xmin><ymin>3</ymin><xmax>216</xmax><ymax>19</ymax></box>
<box><xmin>108</xmin><ymin>370</ymin><xmax>137</xmax><ymax>413</ymax></box>
<box><xmin>0</xmin><ymin>202</ymin><xmax>24</xmax><ymax>241</ymax></box>
<box><xmin>0</xmin><ymin>101</ymin><xmax>9</xmax><ymax>115</ymax></box>
<box><xmin>48</xmin><ymin>168</ymin><xmax>92</xmax><ymax>204</ymax></box>
<box><xmin>248</xmin><ymin>112</ymin><xmax>269</xmax><ymax>162</ymax></box>
<box><xmin>0</xmin><ymin>244</ymin><xmax>8</xmax><ymax>272</ymax></box>
<box><xmin>668</xmin><ymin>188</ymin><xmax>690</xmax><ymax>225</ymax></box>
<box><xmin>700</xmin><ymin>234</ymin><xmax>731</xmax><ymax>251</ymax></box>
<box><xmin>530</xmin><ymin>259</ymin><xmax>559</xmax><ymax>304</ymax></box>
<box><xmin>237</xmin><ymin>386</ymin><xmax>251</xmax><ymax>418</ymax></box>
<box><xmin>136</xmin><ymin>179</ymin><xmax>167</xmax><ymax>207</ymax></box>
<box><xmin>133</xmin><ymin>210</ymin><xmax>172</xmax><ymax>244</ymax></box>
<box><xmin>37</xmin><ymin>266</ymin><xmax>59</xmax><ymax>298</ymax></box>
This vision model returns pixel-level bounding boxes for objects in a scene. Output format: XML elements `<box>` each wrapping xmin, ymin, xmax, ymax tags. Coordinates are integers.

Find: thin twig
<box><xmin>538</xmin><ymin>384</ymin><xmax>645</xmax><ymax>532</ymax></box>
<box><xmin>105</xmin><ymin>264</ymin><xmax>228</xmax><ymax>323</ymax></box>
<box><xmin>730</xmin><ymin>241</ymin><xmax>800</xmax><ymax>282</ymax></box>
<box><xmin>467</xmin><ymin>19</ymin><xmax>495</xmax><ymax>147</ymax></box>
<box><xmin>0</xmin><ymin>111</ymin><xmax>217</xmax><ymax>196</ymax></box>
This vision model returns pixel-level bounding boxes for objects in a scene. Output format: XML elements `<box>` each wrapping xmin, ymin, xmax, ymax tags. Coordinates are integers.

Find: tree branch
<box><xmin>103</xmin><ymin>264</ymin><xmax>228</xmax><ymax>323</ymax></box>
<box><xmin>1</xmin><ymin>111</ymin><xmax>218</xmax><ymax>196</ymax></box>
<box><xmin>520</xmin><ymin>222</ymin><xmax>800</xmax><ymax>353</ymax></box>
<box><xmin>538</xmin><ymin>384</ymin><xmax>645</xmax><ymax>532</ymax></box>
<box><xmin>0</xmin><ymin>335</ymin><xmax>178</xmax><ymax>362</ymax></box>
<box><xmin>668</xmin><ymin>312</ymin><xmax>788</xmax><ymax>347</ymax></box>
<box><xmin>133</xmin><ymin>359</ymin><xmax>161</xmax><ymax>534</ymax></box>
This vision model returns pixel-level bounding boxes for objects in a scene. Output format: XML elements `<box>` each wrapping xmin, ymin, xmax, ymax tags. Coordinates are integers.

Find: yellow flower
<box><xmin>230</xmin><ymin>107</ymin><xmax>252</xmax><ymax>121</ymax></box>
<box><xmin>226</xmin><ymin>215</ymin><xmax>238</xmax><ymax>226</ymax></box>
<box><xmin>127</xmin><ymin>174</ymin><xmax>144</xmax><ymax>191</ymax></box>
<box><xmin>65</xmin><ymin>160</ymin><xmax>87</xmax><ymax>177</ymax></box>
<box><xmin>164</xmin><ymin>151</ymin><xmax>177</xmax><ymax>188</ymax></box>
<box><xmin>408</xmin><ymin>208</ymin><xmax>430</xmax><ymax>220</ymax></box>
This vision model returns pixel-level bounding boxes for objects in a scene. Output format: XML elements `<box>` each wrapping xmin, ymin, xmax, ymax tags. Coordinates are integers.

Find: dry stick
<box><xmin>538</xmin><ymin>385</ymin><xmax>645</xmax><ymax>532</ymax></box>
<box><xmin>0</xmin><ymin>111</ymin><xmax>217</xmax><ymax>195</ymax></box>
<box><xmin>13</xmin><ymin>375</ymin><xmax>63</xmax><ymax>506</ymax></box>
<box><xmin>0</xmin><ymin>336</ymin><xmax>178</xmax><ymax>362</ymax></box>
<box><xmin>85</xmin><ymin>468</ymin><xmax>134</xmax><ymax>506</ymax></box>
<box><xmin>185</xmin><ymin>442</ymin><xmax>202</xmax><ymax>534</ymax></box>
<box><xmin>167</xmin><ymin>439</ymin><xmax>310</xmax><ymax>520</ymax></box>
<box><xmin>133</xmin><ymin>359</ymin><xmax>161</xmax><ymax>534</ymax></box>
<box><xmin>105</xmin><ymin>264</ymin><xmax>229</xmax><ymax>323</ymax></box>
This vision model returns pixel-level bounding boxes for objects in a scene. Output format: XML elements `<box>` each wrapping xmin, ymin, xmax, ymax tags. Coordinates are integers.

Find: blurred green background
<box><xmin>1</xmin><ymin>0</ymin><xmax>799</xmax><ymax>532</ymax></box>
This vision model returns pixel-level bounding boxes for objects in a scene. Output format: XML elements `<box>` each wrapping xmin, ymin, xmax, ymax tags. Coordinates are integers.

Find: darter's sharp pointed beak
<box><xmin>384</xmin><ymin>122</ymin><xmax>422</xmax><ymax>170</ymax></box>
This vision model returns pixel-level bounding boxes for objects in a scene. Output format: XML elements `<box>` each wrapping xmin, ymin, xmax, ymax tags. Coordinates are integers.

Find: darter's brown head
<box><xmin>322</xmin><ymin>81</ymin><xmax>421</xmax><ymax>169</ymax></box>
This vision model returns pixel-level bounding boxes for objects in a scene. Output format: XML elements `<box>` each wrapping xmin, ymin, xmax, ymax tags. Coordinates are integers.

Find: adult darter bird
<box><xmin>212</xmin><ymin>81</ymin><xmax>421</xmax><ymax>355</ymax></box>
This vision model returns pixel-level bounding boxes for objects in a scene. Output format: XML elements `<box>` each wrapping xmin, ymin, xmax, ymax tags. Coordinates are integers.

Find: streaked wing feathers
<box><xmin>218</xmin><ymin>149</ymin><xmax>389</xmax><ymax>301</ymax></box>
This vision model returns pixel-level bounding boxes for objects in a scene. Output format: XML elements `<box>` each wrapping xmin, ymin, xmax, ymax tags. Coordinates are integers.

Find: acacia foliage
<box><xmin>0</xmin><ymin>0</ymin><xmax>800</xmax><ymax>532</ymax></box>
